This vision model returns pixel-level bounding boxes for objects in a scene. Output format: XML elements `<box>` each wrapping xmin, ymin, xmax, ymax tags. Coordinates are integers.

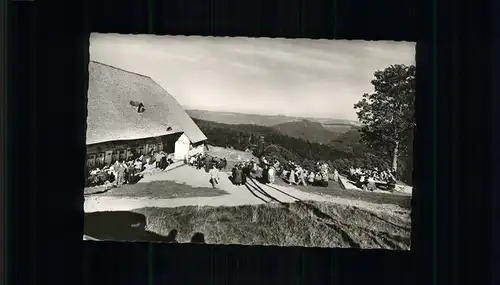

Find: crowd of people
<box><xmin>87</xmin><ymin>147</ymin><xmax>348</xmax><ymax>190</ymax></box>
<box><xmin>197</xmin><ymin>154</ymin><xmax>341</xmax><ymax>188</ymax></box>
<box><xmin>230</xmin><ymin>159</ymin><xmax>256</xmax><ymax>186</ymax></box>
<box><xmin>188</xmin><ymin>153</ymin><xmax>228</xmax><ymax>188</ymax></box>
<box><xmin>189</xmin><ymin>152</ymin><xmax>399</xmax><ymax>193</ymax></box>
<box><xmin>85</xmin><ymin>150</ymin><xmax>174</xmax><ymax>187</ymax></box>
<box><xmin>189</xmin><ymin>153</ymin><xmax>228</xmax><ymax>172</ymax></box>
<box><xmin>279</xmin><ymin>159</ymin><xmax>338</xmax><ymax>187</ymax></box>
<box><xmin>348</xmin><ymin>167</ymin><xmax>397</xmax><ymax>191</ymax></box>
<box><xmin>223</xmin><ymin>156</ymin><xmax>341</xmax><ymax>188</ymax></box>
<box><xmin>86</xmin><ymin>147</ymin><xmax>399</xmax><ymax>194</ymax></box>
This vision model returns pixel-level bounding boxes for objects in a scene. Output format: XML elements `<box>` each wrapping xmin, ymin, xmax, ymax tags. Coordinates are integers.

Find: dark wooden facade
<box><xmin>86</xmin><ymin>132</ymin><xmax>183</xmax><ymax>169</ymax></box>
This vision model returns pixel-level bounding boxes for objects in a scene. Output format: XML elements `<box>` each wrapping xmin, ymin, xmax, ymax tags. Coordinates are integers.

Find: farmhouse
<box><xmin>86</xmin><ymin>61</ymin><xmax>207</xmax><ymax>168</ymax></box>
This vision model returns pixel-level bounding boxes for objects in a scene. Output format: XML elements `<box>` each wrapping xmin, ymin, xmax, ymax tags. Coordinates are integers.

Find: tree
<box><xmin>354</xmin><ymin>64</ymin><xmax>416</xmax><ymax>174</ymax></box>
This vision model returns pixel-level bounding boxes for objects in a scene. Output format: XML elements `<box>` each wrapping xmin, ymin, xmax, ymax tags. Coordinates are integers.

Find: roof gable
<box><xmin>86</xmin><ymin>61</ymin><xmax>207</xmax><ymax>145</ymax></box>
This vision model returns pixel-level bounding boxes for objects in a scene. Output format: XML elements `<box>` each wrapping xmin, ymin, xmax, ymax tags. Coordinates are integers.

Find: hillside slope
<box><xmin>193</xmin><ymin>117</ymin><xmax>414</xmax><ymax>185</ymax></box>
<box><xmin>273</xmin><ymin>119</ymin><xmax>341</xmax><ymax>144</ymax></box>
<box><xmin>191</xmin><ymin>117</ymin><xmax>351</xmax><ymax>165</ymax></box>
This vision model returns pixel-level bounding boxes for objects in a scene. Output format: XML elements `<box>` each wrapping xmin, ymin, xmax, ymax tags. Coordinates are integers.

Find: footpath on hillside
<box><xmin>84</xmin><ymin>165</ymin><xmax>409</xmax><ymax>216</ymax></box>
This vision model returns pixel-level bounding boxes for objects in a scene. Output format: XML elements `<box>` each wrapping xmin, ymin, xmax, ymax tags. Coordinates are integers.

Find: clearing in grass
<box><xmin>85</xmin><ymin>180</ymin><xmax>229</xmax><ymax>199</ymax></box>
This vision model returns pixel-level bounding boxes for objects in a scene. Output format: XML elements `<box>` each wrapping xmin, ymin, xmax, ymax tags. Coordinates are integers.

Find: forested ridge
<box><xmin>192</xmin><ymin>117</ymin><xmax>413</xmax><ymax>185</ymax></box>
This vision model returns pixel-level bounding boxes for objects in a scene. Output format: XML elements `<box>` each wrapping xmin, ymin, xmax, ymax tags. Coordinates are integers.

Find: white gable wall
<box><xmin>174</xmin><ymin>133</ymin><xmax>191</xmax><ymax>160</ymax></box>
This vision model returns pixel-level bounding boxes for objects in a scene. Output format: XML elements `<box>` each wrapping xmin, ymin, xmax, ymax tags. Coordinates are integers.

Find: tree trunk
<box><xmin>392</xmin><ymin>141</ymin><xmax>399</xmax><ymax>173</ymax></box>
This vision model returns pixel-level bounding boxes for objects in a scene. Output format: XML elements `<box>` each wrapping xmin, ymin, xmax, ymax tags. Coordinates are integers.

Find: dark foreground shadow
<box><xmin>247</xmin><ymin>176</ymin><xmax>287</xmax><ymax>205</ymax></box>
<box><xmin>190</xmin><ymin>232</ymin><xmax>206</xmax><ymax>244</ymax></box>
<box><xmin>257</xmin><ymin>178</ymin><xmax>304</xmax><ymax>202</ymax></box>
<box><xmin>84</xmin><ymin>189</ymin><xmax>110</xmax><ymax>196</ymax></box>
<box><xmin>84</xmin><ymin>211</ymin><xmax>175</xmax><ymax>242</ymax></box>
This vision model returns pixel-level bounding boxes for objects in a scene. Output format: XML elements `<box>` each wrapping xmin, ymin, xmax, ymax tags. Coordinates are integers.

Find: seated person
<box><xmin>368</xmin><ymin>182</ymin><xmax>377</xmax><ymax>191</ymax></box>
<box><xmin>314</xmin><ymin>172</ymin><xmax>322</xmax><ymax>186</ymax></box>
<box><xmin>134</xmin><ymin>159</ymin><xmax>143</xmax><ymax>171</ymax></box>
<box><xmin>357</xmin><ymin>175</ymin><xmax>367</xmax><ymax>188</ymax></box>
<box><xmin>308</xmin><ymin>171</ymin><xmax>315</xmax><ymax>184</ymax></box>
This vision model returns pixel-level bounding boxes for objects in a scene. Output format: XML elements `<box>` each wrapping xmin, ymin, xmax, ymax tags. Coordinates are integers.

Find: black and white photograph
<box><xmin>84</xmin><ymin>34</ymin><xmax>415</xmax><ymax>250</ymax></box>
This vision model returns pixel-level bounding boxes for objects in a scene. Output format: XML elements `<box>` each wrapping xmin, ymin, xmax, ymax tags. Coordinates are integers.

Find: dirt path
<box><xmin>84</xmin><ymin>165</ymin><xmax>409</xmax><ymax>215</ymax></box>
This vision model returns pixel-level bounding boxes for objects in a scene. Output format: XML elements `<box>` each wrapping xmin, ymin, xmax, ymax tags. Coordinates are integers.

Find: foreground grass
<box><xmin>86</xmin><ymin>181</ymin><xmax>229</xmax><ymax>199</ymax></box>
<box><xmin>129</xmin><ymin>201</ymin><xmax>410</xmax><ymax>250</ymax></box>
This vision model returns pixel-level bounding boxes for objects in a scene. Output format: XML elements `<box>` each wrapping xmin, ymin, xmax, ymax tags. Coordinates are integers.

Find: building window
<box><xmin>118</xmin><ymin>150</ymin><xmax>126</xmax><ymax>161</ymax></box>
<box><xmin>96</xmin><ymin>153</ymin><xmax>105</xmax><ymax>166</ymax></box>
<box><xmin>136</xmin><ymin>146</ymin><xmax>144</xmax><ymax>155</ymax></box>
<box><xmin>87</xmin><ymin>155</ymin><xmax>96</xmax><ymax>168</ymax></box>
<box><xmin>105</xmin><ymin>151</ymin><xmax>113</xmax><ymax>165</ymax></box>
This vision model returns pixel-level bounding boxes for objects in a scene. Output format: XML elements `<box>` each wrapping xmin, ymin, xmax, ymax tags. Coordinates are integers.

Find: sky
<box><xmin>90</xmin><ymin>33</ymin><xmax>415</xmax><ymax>121</ymax></box>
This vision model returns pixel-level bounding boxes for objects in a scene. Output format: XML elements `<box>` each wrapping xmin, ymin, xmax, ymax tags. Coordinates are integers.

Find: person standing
<box><xmin>125</xmin><ymin>162</ymin><xmax>135</xmax><ymax>184</ymax></box>
<box><xmin>204</xmin><ymin>155</ymin><xmax>211</xmax><ymax>173</ymax></box>
<box><xmin>160</xmin><ymin>152</ymin><xmax>167</xmax><ymax>170</ymax></box>
<box><xmin>241</xmin><ymin>165</ymin><xmax>247</xmax><ymax>184</ymax></box>
<box><xmin>333</xmin><ymin>168</ymin><xmax>339</xmax><ymax>183</ymax></box>
<box><xmin>154</xmin><ymin>151</ymin><xmax>161</xmax><ymax>168</ymax></box>
<box><xmin>314</xmin><ymin>172</ymin><xmax>322</xmax><ymax>186</ymax></box>
<box><xmin>235</xmin><ymin>166</ymin><xmax>243</xmax><ymax>186</ymax></box>
<box><xmin>321</xmin><ymin>171</ymin><xmax>329</xmax><ymax>187</ymax></box>
<box><xmin>231</xmin><ymin>165</ymin><xmax>238</xmax><ymax>184</ymax></box>
<box><xmin>262</xmin><ymin>165</ymin><xmax>269</xmax><ymax>183</ymax></box>
<box><xmin>116</xmin><ymin>161</ymin><xmax>126</xmax><ymax>186</ymax></box>
<box><xmin>268</xmin><ymin>166</ymin><xmax>276</xmax><ymax>184</ymax></box>
<box><xmin>252</xmin><ymin>159</ymin><xmax>258</xmax><ymax>173</ymax></box>
<box><xmin>197</xmin><ymin>156</ymin><xmax>203</xmax><ymax>170</ymax></box>
<box><xmin>112</xmin><ymin>160</ymin><xmax>120</xmax><ymax>182</ymax></box>
<box><xmin>288</xmin><ymin>168</ymin><xmax>296</xmax><ymax>185</ymax></box>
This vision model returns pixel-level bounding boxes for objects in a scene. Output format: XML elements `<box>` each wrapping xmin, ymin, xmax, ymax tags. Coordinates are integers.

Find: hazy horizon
<box><xmin>181</xmin><ymin>107</ymin><xmax>356</xmax><ymax>121</ymax></box>
<box><xmin>90</xmin><ymin>34</ymin><xmax>415</xmax><ymax>121</ymax></box>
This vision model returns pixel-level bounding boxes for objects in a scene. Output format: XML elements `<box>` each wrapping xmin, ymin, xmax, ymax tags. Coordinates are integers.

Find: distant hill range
<box><xmin>272</xmin><ymin>119</ymin><xmax>342</xmax><ymax>144</ymax></box>
<box><xmin>186</xmin><ymin>109</ymin><xmax>361</xmax><ymax>143</ymax></box>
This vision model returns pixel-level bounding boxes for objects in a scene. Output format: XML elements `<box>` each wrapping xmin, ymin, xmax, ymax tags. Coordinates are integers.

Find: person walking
<box><xmin>297</xmin><ymin>168</ymin><xmax>308</xmax><ymax>187</ymax></box>
<box><xmin>209</xmin><ymin>165</ymin><xmax>220</xmax><ymax>188</ymax></box>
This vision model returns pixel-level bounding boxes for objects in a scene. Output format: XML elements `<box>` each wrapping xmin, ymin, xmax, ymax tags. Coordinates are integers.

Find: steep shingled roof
<box><xmin>86</xmin><ymin>61</ymin><xmax>207</xmax><ymax>145</ymax></box>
